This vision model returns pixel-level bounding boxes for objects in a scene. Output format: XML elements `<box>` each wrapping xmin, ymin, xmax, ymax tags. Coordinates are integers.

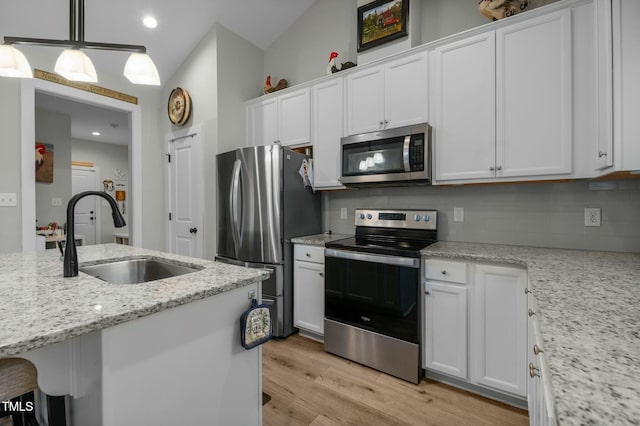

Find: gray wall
<box><xmin>72</xmin><ymin>139</ymin><xmax>129</xmax><ymax>244</ymax></box>
<box><xmin>35</xmin><ymin>108</ymin><xmax>72</xmax><ymax>229</ymax></box>
<box><xmin>161</xmin><ymin>23</ymin><xmax>264</xmax><ymax>259</ymax></box>
<box><xmin>323</xmin><ymin>180</ymin><xmax>640</xmax><ymax>253</ymax></box>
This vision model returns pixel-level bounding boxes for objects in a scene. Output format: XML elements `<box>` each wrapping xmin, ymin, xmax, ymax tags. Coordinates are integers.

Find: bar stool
<box><xmin>0</xmin><ymin>358</ymin><xmax>39</xmax><ymax>426</ymax></box>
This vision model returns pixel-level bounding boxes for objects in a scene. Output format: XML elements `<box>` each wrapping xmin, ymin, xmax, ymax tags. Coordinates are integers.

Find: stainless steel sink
<box><xmin>80</xmin><ymin>258</ymin><xmax>202</xmax><ymax>284</ymax></box>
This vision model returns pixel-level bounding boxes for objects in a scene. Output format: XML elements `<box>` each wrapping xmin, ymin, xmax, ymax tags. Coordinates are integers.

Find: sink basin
<box><xmin>80</xmin><ymin>257</ymin><xmax>202</xmax><ymax>284</ymax></box>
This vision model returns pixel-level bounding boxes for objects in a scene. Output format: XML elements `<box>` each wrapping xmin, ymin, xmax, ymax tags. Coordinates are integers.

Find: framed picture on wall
<box><xmin>357</xmin><ymin>0</ymin><xmax>409</xmax><ymax>52</ymax></box>
<box><xmin>35</xmin><ymin>142</ymin><xmax>54</xmax><ymax>183</ymax></box>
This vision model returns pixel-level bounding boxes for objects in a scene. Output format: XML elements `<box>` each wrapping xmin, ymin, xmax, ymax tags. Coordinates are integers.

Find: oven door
<box><xmin>324</xmin><ymin>249</ymin><xmax>419</xmax><ymax>343</ymax></box>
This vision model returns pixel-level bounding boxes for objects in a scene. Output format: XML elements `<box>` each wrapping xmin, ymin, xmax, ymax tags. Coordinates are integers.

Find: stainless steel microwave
<box><xmin>340</xmin><ymin>123</ymin><xmax>431</xmax><ymax>186</ymax></box>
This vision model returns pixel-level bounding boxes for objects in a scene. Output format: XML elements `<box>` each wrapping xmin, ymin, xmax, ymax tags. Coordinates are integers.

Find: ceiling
<box><xmin>3</xmin><ymin>0</ymin><xmax>317</xmax><ymax>145</ymax></box>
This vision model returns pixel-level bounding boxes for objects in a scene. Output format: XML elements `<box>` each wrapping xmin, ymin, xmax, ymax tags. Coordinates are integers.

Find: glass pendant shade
<box><xmin>54</xmin><ymin>49</ymin><xmax>98</xmax><ymax>82</ymax></box>
<box><xmin>123</xmin><ymin>53</ymin><xmax>160</xmax><ymax>85</ymax></box>
<box><xmin>0</xmin><ymin>44</ymin><xmax>33</xmax><ymax>78</ymax></box>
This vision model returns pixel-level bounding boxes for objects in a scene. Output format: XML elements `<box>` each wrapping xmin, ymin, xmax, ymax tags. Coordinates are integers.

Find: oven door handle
<box><xmin>325</xmin><ymin>248</ymin><xmax>420</xmax><ymax>268</ymax></box>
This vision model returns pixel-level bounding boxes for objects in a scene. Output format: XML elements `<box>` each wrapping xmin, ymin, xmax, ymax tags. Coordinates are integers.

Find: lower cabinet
<box><xmin>293</xmin><ymin>244</ymin><xmax>325</xmax><ymax>338</ymax></box>
<box><xmin>423</xmin><ymin>259</ymin><xmax>527</xmax><ymax>399</ymax></box>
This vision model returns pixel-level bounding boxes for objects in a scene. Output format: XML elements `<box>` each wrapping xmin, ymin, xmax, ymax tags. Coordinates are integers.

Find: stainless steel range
<box><xmin>324</xmin><ymin>209</ymin><xmax>437</xmax><ymax>384</ymax></box>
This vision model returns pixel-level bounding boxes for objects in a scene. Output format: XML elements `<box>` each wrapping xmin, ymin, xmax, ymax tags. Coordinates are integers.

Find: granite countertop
<box><xmin>291</xmin><ymin>233</ymin><xmax>352</xmax><ymax>246</ymax></box>
<box><xmin>421</xmin><ymin>241</ymin><xmax>640</xmax><ymax>426</ymax></box>
<box><xmin>0</xmin><ymin>244</ymin><xmax>269</xmax><ymax>359</ymax></box>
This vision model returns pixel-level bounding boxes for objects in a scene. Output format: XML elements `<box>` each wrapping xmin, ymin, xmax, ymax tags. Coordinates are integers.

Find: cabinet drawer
<box><xmin>294</xmin><ymin>244</ymin><xmax>325</xmax><ymax>264</ymax></box>
<box><xmin>425</xmin><ymin>259</ymin><xmax>467</xmax><ymax>284</ymax></box>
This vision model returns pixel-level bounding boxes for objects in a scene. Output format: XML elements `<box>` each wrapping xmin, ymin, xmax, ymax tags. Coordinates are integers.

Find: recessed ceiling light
<box><xmin>92</xmin><ymin>131</ymin><xmax>101</xmax><ymax>136</ymax></box>
<box><xmin>143</xmin><ymin>16</ymin><xmax>158</xmax><ymax>29</ymax></box>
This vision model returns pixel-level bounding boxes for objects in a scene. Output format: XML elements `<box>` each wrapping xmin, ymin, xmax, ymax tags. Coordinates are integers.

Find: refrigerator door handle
<box><xmin>230</xmin><ymin>159</ymin><xmax>242</xmax><ymax>256</ymax></box>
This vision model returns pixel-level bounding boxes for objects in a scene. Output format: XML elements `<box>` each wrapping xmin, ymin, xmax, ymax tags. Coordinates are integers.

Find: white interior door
<box><xmin>168</xmin><ymin>131</ymin><xmax>203</xmax><ymax>258</ymax></box>
<box><xmin>71</xmin><ymin>167</ymin><xmax>99</xmax><ymax>245</ymax></box>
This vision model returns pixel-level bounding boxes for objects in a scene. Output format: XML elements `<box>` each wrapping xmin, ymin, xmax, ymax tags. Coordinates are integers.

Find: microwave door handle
<box><xmin>402</xmin><ymin>136</ymin><xmax>411</xmax><ymax>172</ymax></box>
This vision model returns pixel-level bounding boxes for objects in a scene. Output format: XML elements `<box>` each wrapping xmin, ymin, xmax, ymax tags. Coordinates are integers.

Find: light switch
<box><xmin>453</xmin><ymin>207</ymin><xmax>464</xmax><ymax>223</ymax></box>
<box><xmin>52</xmin><ymin>197</ymin><xmax>63</xmax><ymax>206</ymax></box>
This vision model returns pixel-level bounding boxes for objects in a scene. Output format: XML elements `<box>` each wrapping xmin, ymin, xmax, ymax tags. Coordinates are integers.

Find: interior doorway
<box><xmin>21</xmin><ymin>78</ymin><xmax>142</xmax><ymax>251</ymax></box>
<box><xmin>71</xmin><ymin>167</ymin><xmax>100</xmax><ymax>245</ymax></box>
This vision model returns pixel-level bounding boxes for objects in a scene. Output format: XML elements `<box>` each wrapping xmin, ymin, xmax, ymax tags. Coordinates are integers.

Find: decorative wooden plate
<box><xmin>167</xmin><ymin>87</ymin><xmax>192</xmax><ymax>126</ymax></box>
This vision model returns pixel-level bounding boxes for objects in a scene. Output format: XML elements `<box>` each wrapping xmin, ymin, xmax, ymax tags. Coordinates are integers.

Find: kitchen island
<box><xmin>0</xmin><ymin>244</ymin><xmax>269</xmax><ymax>425</ymax></box>
<box><xmin>422</xmin><ymin>242</ymin><xmax>640</xmax><ymax>426</ymax></box>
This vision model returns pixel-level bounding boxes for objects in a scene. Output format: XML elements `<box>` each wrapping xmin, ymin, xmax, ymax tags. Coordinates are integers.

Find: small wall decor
<box><xmin>357</xmin><ymin>0</ymin><xmax>409</xmax><ymax>52</ymax></box>
<box><xmin>103</xmin><ymin>179</ymin><xmax>114</xmax><ymax>192</ymax></box>
<box><xmin>478</xmin><ymin>0</ymin><xmax>530</xmax><ymax>20</ymax></box>
<box><xmin>35</xmin><ymin>142</ymin><xmax>54</xmax><ymax>183</ymax></box>
<box><xmin>167</xmin><ymin>87</ymin><xmax>192</xmax><ymax>126</ymax></box>
<box><xmin>263</xmin><ymin>76</ymin><xmax>288</xmax><ymax>95</ymax></box>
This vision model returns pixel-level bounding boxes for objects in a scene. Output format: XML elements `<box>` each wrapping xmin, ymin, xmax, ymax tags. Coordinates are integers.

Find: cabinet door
<box><xmin>431</xmin><ymin>32</ymin><xmax>496</xmax><ymax>181</ymax></box>
<box><xmin>247</xmin><ymin>98</ymin><xmax>278</xmax><ymax>146</ymax></box>
<box><xmin>313</xmin><ymin>78</ymin><xmax>344</xmax><ymax>189</ymax></box>
<box><xmin>278</xmin><ymin>88</ymin><xmax>311</xmax><ymax>147</ymax></box>
<box><xmin>384</xmin><ymin>52</ymin><xmax>428</xmax><ymax>129</ymax></box>
<box><xmin>293</xmin><ymin>260</ymin><xmax>325</xmax><ymax>335</ymax></box>
<box><xmin>496</xmin><ymin>10</ymin><xmax>572</xmax><ymax>177</ymax></box>
<box><xmin>472</xmin><ymin>264</ymin><xmax>527</xmax><ymax>396</ymax></box>
<box><xmin>346</xmin><ymin>65</ymin><xmax>386</xmax><ymax>135</ymax></box>
<box><xmin>424</xmin><ymin>281</ymin><xmax>468</xmax><ymax>380</ymax></box>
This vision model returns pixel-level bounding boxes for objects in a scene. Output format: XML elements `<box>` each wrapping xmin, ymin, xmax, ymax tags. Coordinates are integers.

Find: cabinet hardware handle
<box><xmin>524</xmin><ymin>288</ymin><xmax>532</xmax><ymax>294</ymax></box>
<box><xmin>529</xmin><ymin>363</ymin><xmax>540</xmax><ymax>378</ymax></box>
<box><xmin>533</xmin><ymin>344</ymin><xmax>543</xmax><ymax>355</ymax></box>
<box><xmin>528</xmin><ymin>309</ymin><xmax>536</xmax><ymax>317</ymax></box>
<box><xmin>425</xmin><ymin>291</ymin><xmax>430</xmax><ymax>295</ymax></box>
<box><xmin>441</xmin><ymin>270</ymin><xmax>447</xmax><ymax>275</ymax></box>
<box><xmin>384</xmin><ymin>120</ymin><xmax>388</xmax><ymax>125</ymax></box>
<box><xmin>598</xmin><ymin>151</ymin><xmax>607</xmax><ymax>158</ymax></box>
<box><xmin>305</xmin><ymin>253</ymin><xmax>311</xmax><ymax>257</ymax></box>
<box><xmin>496</xmin><ymin>165</ymin><xmax>502</xmax><ymax>171</ymax></box>
<box><xmin>379</xmin><ymin>121</ymin><xmax>384</xmax><ymax>127</ymax></box>
<box><xmin>489</xmin><ymin>166</ymin><xmax>495</xmax><ymax>171</ymax></box>
<box><xmin>319</xmin><ymin>272</ymin><xmax>324</xmax><ymax>277</ymax></box>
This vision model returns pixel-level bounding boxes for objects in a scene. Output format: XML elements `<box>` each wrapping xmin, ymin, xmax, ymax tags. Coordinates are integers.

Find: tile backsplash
<box><xmin>322</xmin><ymin>179</ymin><xmax>640</xmax><ymax>253</ymax></box>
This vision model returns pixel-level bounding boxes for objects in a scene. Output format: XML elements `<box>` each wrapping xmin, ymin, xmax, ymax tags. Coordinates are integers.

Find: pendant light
<box><xmin>0</xmin><ymin>0</ymin><xmax>160</xmax><ymax>85</ymax></box>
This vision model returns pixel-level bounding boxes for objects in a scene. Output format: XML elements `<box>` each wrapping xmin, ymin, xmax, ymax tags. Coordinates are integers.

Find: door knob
<box><xmin>189</xmin><ymin>227</ymin><xmax>197</xmax><ymax>234</ymax></box>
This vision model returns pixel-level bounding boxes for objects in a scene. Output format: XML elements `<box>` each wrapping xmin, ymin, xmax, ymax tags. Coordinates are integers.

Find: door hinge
<box><xmin>169</xmin><ymin>212</ymin><xmax>172</xmax><ymax>221</ymax></box>
<box><xmin>166</xmin><ymin>153</ymin><xmax>171</xmax><ymax>163</ymax></box>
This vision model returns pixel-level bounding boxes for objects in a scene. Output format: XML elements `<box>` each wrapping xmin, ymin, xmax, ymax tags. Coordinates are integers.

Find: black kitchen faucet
<box><xmin>63</xmin><ymin>191</ymin><xmax>126</xmax><ymax>277</ymax></box>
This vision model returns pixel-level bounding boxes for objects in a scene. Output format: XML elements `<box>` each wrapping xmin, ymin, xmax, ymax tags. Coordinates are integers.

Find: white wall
<box><xmin>35</xmin><ymin>108</ymin><xmax>72</xmax><ymax>229</ymax></box>
<box><xmin>72</xmin><ymin>139</ymin><xmax>129</xmax><ymax>244</ymax></box>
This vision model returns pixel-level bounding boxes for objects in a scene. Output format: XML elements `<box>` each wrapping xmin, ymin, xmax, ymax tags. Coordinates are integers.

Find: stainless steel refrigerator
<box><xmin>216</xmin><ymin>145</ymin><xmax>322</xmax><ymax>337</ymax></box>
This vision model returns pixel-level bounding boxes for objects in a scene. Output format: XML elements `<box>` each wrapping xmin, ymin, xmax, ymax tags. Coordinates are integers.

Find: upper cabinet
<box><xmin>246</xmin><ymin>87</ymin><xmax>311</xmax><ymax>147</ymax></box>
<box><xmin>432</xmin><ymin>9</ymin><xmax>574</xmax><ymax>183</ymax></box>
<box><xmin>345</xmin><ymin>51</ymin><xmax>428</xmax><ymax>135</ymax></box>
<box><xmin>313</xmin><ymin>78</ymin><xmax>345</xmax><ymax>189</ymax></box>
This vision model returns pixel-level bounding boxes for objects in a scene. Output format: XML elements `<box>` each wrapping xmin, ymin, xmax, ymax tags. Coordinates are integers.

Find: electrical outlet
<box><xmin>340</xmin><ymin>207</ymin><xmax>347</xmax><ymax>219</ymax></box>
<box><xmin>52</xmin><ymin>197</ymin><xmax>62</xmax><ymax>206</ymax></box>
<box><xmin>453</xmin><ymin>207</ymin><xmax>464</xmax><ymax>223</ymax></box>
<box><xmin>584</xmin><ymin>208</ymin><xmax>601</xmax><ymax>227</ymax></box>
<box><xmin>0</xmin><ymin>193</ymin><xmax>17</xmax><ymax>207</ymax></box>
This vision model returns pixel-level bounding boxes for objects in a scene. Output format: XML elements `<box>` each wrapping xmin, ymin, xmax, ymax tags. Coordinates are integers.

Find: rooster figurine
<box><xmin>263</xmin><ymin>75</ymin><xmax>288</xmax><ymax>95</ymax></box>
<box><xmin>327</xmin><ymin>51</ymin><xmax>356</xmax><ymax>74</ymax></box>
<box><xmin>35</xmin><ymin>143</ymin><xmax>46</xmax><ymax>172</ymax></box>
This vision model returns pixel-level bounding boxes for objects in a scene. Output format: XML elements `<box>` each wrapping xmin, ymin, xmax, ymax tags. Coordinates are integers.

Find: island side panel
<box><xmin>97</xmin><ymin>282</ymin><xmax>262</xmax><ymax>426</ymax></box>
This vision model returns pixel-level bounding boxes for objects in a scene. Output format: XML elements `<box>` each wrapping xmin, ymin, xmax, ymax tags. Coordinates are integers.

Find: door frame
<box><xmin>71</xmin><ymin>165</ymin><xmax>101</xmax><ymax>245</ymax></box>
<box><xmin>20</xmin><ymin>78</ymin><xmax>142</xmax><ymax>251</ymax></box>
<box><xmin>165</xmin><ymin>124</ymin><xmax>204</xmax><ymax>257</ymax></box>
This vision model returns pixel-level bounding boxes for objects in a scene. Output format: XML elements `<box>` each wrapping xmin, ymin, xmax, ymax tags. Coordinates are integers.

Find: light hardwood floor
<box><xmin>263</xmin><ymin>333</ymin><xmax>529</xmax><ymax>426</ymax></box>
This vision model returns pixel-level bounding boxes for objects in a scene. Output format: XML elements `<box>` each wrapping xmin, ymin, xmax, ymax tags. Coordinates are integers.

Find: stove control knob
<box><xmin>424</xmin><ymin>215</ymin><xmax>430</xmax><ymax>222</ymax></box>
<box><xmin>366</xmin><ymin>214</ymin><xmax>372</xmax><ymax>220</ymax></box>
<box><xmin>359</xmin><ymin>213</ymin><xmax>365</xmax><ymax>220</ymax></box>
<box><xmin>414</xmin><ymin>214</ymin><xmax>421</xmax><ymax>222</ymax></box>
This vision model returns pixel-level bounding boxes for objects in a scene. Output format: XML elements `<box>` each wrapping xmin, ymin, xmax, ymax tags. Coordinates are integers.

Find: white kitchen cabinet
<box><xmin>346</xmin><ymin>51</ymin><xmax>428</xmax><ymax>135</ymax></box>
<box><xmin>423</xmin><ymin>259</ymin><xmax>468</xmax><ymax>380</ymax></box>
<box><xmin>432</xmin><ymin>9</ymin><xmax>573</xmax><ymax>182</ymax></box>
<box><xmin>247</xmin><ymin>87</ymin><xmax>310</xmax><ymax>147</ymax></box>
<box><xmin>313</xmin><ymin>78</ymin><xmax>344</xmax><ymax>189</ymax></box>
<box><xmin>293</xmin><ymin>244</ymin><xmax>325</xmax><ymax>339</ymax></box>
<box><xmin>527</xmin><ymin>294</ymin><xmax>558</xmax><ymax>426</ymax></box>
<box><xmin>472</xmin><ymin>264</ymin><xmax>527</xmax><ymax>397</ymax></box>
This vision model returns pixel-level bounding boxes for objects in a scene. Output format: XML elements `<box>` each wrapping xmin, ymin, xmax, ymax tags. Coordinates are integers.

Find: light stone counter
<box><xmin>421</xmin><ymin>241</ymin><xmax>640</xmax><ymax>426</ymax></box>
<box><xmin>0</xmin><ymin>244</ymin><xmax>269</xmax><ymax>359</ymax></box>
<box><xmin>291</xmin><ymin>233</ymin><xmax>352</xmax><ymax>247</ymax></box>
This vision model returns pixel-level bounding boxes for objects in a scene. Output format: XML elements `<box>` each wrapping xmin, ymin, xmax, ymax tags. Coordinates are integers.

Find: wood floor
<box><xmin>262</xmin><ymin>333</ymin><xmax>529</xmax><ymax>426</ymax></box>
